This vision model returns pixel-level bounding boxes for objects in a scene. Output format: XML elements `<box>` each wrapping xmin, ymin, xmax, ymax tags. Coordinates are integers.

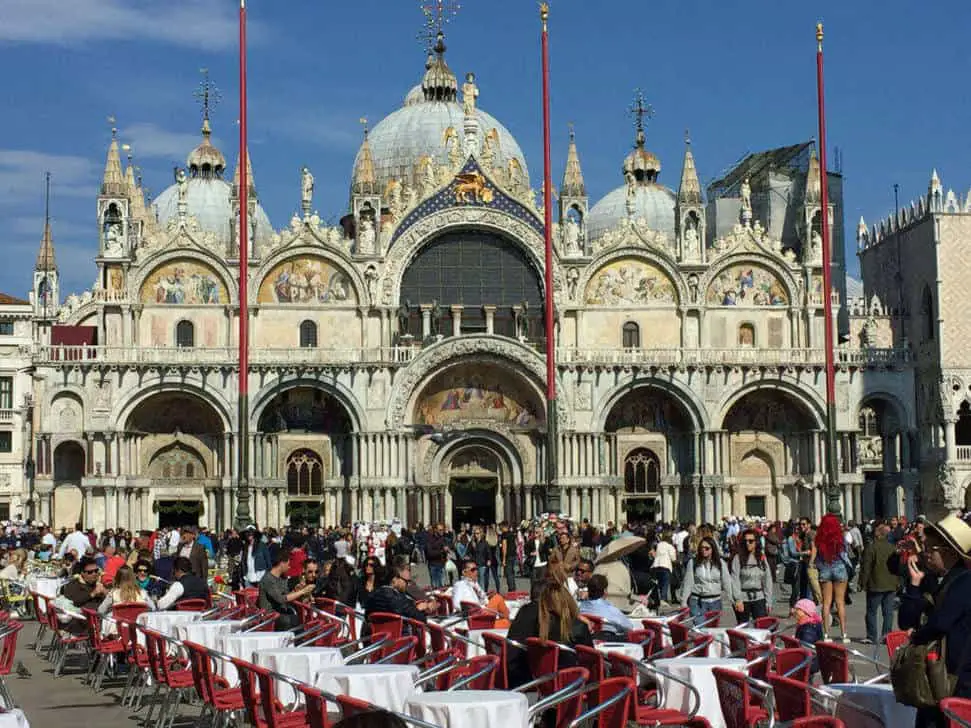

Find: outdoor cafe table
<box><xmin>175</xmin><ymin>619</ymin><xmax>245</xmax><ymax>647</ymax></box>
<box><xmin>217</xmin><ymin>631</ymin><xmax>291</xmax><ymax>686</ymax></box>
<box><xmin>405</xmin><ymin>689</ymin><xmax>529</xmax><ymax>728</ymax></box>
<box><xmin>594</xmin><ymin>641</ymin><xmax>644</xmax><ymax>661</ymax></box>
<box><xmin>654</xmin><ymin>656</ymin><xmax>747</xmax><ymax>728</ymax></box>
<box><xmin>138</xmin><ymin>610</ymin><xmax>199</xmax><ymax>636</ymax></box>
<box><xmin>254</xmin><ymin>647</ymin><xmax>345</xmax><ymax>706</ymax></box>
<box><xmin>700</xmin><ymin>627</ymin><xmax>772</xmax><ymax>657</ymax></box>
<box><xmin>0</xmin><ymin>708</ymin><xmax>30</xmax><ymax>728</ymax></box>
<box><xmin>825</xmin><ymin>682</ymin><xmax>916</xmax><ymax>728</ymax></box>
<box><xmin>315</xmin><ymin>664</ymin><xmax>419</xmax><ymax>714</ymax></box>
<box><xmin>27</xmin><ymin>576</ymin><xmax>61</xmax><ymax>614</ymax></box>
<box><xmin>466</xmin><ymin>628</ymin><xmax>508</xmax><ymax>658</ymax></box>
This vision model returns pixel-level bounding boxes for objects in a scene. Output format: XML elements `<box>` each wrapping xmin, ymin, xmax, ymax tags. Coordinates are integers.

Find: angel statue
<box><xmin>301</xmin><ymin>166</ymin><xmax>315</xmax><ymax>215</ymax></box>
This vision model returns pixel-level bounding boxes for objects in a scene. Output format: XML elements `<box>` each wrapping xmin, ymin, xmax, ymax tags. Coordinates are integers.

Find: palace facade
<box><xmin>18</xmin><ymin>35</ymin><xmax>956</xmax><ymax>531</ymax></box>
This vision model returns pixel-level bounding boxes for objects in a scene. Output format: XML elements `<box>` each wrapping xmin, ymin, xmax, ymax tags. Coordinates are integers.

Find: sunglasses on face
<box><xmin>83</xmin><ymin>569</ymin><xmax>99</xmax><ymax>575</ymax></box>
<box><xmin>466</xmin><ymin>567</ymin><xmax>478</xmax><ymax>573</ymax></box>
<box><xmin>135</xmin><ymin>568</ymin><xmax>149</xmax><ymax>573</ymax></box>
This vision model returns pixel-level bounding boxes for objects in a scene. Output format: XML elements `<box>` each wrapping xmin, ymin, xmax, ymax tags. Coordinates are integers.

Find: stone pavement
<box><xmin>7</xmin><ymin>571</ymin><xmax>889</xmax><ymax>727</ymax></box>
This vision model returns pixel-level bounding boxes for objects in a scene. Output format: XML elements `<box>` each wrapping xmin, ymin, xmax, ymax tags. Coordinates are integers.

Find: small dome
<box><xmin>186</xmin><ymin>119</ymin><xmax>226</xmax><ymax>179</ymax></box>
<box><xmin>152</xmin><ymin>177</ymin><xmax>273</xmax><ymax>251</ymax></box>
<box><xmin>587</xmin><ymin>183</ymin><xmax>677</xmax><ymax>240</ymax></box>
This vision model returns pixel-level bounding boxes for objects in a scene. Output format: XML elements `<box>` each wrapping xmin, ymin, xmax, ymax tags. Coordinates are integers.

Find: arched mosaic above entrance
<box><xmin>258</xmin><ymin>387</ymin><xmax>353</xmax><ymax>434</ymax></box>
<box><xmin>706</xmin><ymin>264</ymin><xmax>787</xmax><ymax>306</ymax></box>
<box><xmin>139</xmin><ymin>259</ymin><xmax>228</xmax><ymax>304</ymax></box>
<box><xmin>605</xmin><ymin>388</ymin><xmax>692</xmax><ymax>433</ymax></box>
<box><xmin>414</xmin><ymin>363</ymin><xmax>543</xmax><ymax>428</ymax></box>
<box><xmin>584</xmin><ymin>259</ymin><xmax>676</xmax><ymax>305</ymax></box>
<box><xmin>257</xmin><ymin>256</ymin><xmax>356</xmax><ymax>304</ymax></box>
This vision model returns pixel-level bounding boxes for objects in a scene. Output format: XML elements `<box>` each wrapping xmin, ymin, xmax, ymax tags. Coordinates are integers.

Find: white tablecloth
<box><xmin>175</xmin><ymin>619</ymin><xmax>246</xmax><ymax>648</ymax></box>
<box><xmin>255</xmin><ymin>647</ymin><xmax>345</xmax><ymax>706</ymax></box>
<box><xmin>700</xmin><ymin>627</ymin><xmax>772</xmax><ymax>658</ymax></box>
<box><xmin>826</xmin><ymin>683</ymin><xmax>915</xmax><ymax>728</ymax></box>
<box><xmin>218</xmin><ymin>631</ymin><xmax>291</xmax><ymax>686</ymax></box>
<box><xmin>315</xmin><ymin>664</ymin><xmax>419</xmax><ymax>713</ymax></box>
<box><xmin>650</xmin><ymin>613</ymin><xmax>682</xmax><ymax>647</ymax></box>
<box><xmin>0</xmin><ymin>709</ymin><xmax>30</xmax><ymax>728</ymax></box>
<box><xmin>595</xmin><ymin>642</ymin><xmax>643</xmax><ymax>661</ymax></box>
<box><xmin>27</xmin><ymin>577</ymin><xmax>61</xmax><ymax>614</ymax></box>
<box><xmin>405</xmin><ymin>690</ymin><xmax>528</xmax><ymax>728</ymax></box>
<box><xmin>654</xmin><ymin>657</ymin><xmax>747</xmax><ymax>728</ymax></box>
<box><xmin>138</xmin><ymin>610</ymin><xmax>199</xmax><ymax>636</ymax></box>
<box><xmin>505</xmin><ymin>600</ymin><xmax>525</xmax><ymax>620</ymax></box>
<box><xmin>466</xmin><ymin>628</ymin><xmax>509</xmax><ymax>658</ymax></box>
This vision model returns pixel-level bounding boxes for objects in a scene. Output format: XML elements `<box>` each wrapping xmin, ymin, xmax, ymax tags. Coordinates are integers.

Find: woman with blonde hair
<box><xmin>98</xmin><ymin>565</ymin><xmax>153</xmax><ymax>614</ymax></box>
<box><xmin>506</xmin><ymin>577</ymin><xmax>593</xmax><ymax>686</ymax></box>
<box><xmin>0</xmin><ymin>549</ymin><xmax>27</xmax><ymax>580</ymax></box>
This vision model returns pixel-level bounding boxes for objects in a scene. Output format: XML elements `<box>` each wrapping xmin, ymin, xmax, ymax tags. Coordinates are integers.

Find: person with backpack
<box><xmin>896</xmin><ymin>514</ymin><xmax>971</xmax><ymax>727</ymax></box>
<box><xmin>782</xmin><ymin>518</ymin><xmax>812</xmax><ymax>608</ymax></box>
<box><xmin>729</xmin><ymin>527</ymin><xmax>773</xmax><ymax>623</ymax></box>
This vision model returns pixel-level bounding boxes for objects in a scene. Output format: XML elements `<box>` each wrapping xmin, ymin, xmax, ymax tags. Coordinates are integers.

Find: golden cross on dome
<box><xmin>194</xmin><ymin>68</ymin><xmax>222</xmax><ymax>124</ymax></box>
<box><xmin>629</xmin><ymin>89</ymin><xmax>654</xmax><ymax>146</ymax></box>
<box><xmin>418</xmin><ymin>0</ymin><xmax>460</xmax><ymax>49</ymax></box>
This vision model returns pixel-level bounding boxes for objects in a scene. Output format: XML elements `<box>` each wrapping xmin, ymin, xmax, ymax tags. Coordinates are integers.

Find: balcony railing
<box><xmin>0</xmin><ymin>410</ymin><xmax>13</xmax><ymax>423</ymax></box>
<box><xmin>32</xmin><ymin>342</ymin><xmax>910</xmax><ymax>369</ymax></box>
<box><xmin>956</xmin><ymin>446</ymin><xmax>971</xmax><ymax>462</ymax></box>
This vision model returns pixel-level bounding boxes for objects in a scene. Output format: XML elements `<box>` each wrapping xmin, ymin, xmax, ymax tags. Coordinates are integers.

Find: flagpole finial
<box><xmin>816</xmin><ymin>22</ymin><xmax>824</xmax><ymax>49</ymax></box>
<box><xmin>540</xmin><ymin>2</ymin><xmax>549</xmax><ymax>29</ymax></box>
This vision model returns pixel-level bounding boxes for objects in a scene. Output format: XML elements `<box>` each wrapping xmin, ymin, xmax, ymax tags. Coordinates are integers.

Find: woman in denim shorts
<box><xmin>814</xmin><ymin>514</ymin><xmax>849</xmax><ymax>642</ymax></box>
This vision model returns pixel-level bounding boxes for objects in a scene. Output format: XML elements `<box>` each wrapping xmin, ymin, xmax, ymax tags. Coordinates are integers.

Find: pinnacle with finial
<box><xmin>419</xmin><ymin>0</ymin><xmax>460</xmax><ymax>50</ymax></box>
<box><xmin>629</xmin><ymin>89</ymin><xmax>654</xmax><ymax>148</ymax></box>
<box><xmin>353</xmin><ymin>117</ymin><xmax>377</xmax><ymax>195</ymax></box>
<box><xmin>101</xmin><ymin>118</ymin><xmax>126</xmax><ymax>196</ymax></box>
<box><xmin>36</xmin><ymin>172</ymin><xmax>57</xmax><ymax>272</ymax></box>
<box><xmin>678</xmin><ymin>136</ymin><xmax>702</xmax><ymax>205</ymax></box>
<box><xmin>194</xmin><ymin>68</ymin><xmax>221</xmax><ymax>134</ymax></box>
<box><xmin>561</xmin><ymin>124</ymin><xmax>585</xmax><ymax>198</ymax></box>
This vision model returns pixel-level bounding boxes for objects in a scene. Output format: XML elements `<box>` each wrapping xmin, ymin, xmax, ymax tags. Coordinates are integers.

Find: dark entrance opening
<box><xmin>865</xmin><ymin>473</ymin><xmax>887</xmax><ymax>519</ymax></box>
<box><xmin>156</xmin><ymin>500</ymin><xmax>202</xmax><ymax>529</ymax></box>
<box><xmin>450</xmin><ymin>478</ymin><xmax>497</xmax><ymax>530</ymax></box>
<box><xmin>288</xmin><ymin>501</ymin><xmax>321</xmax><ymax>527</ymax></box>
<box><xmin>623</xmin><ymin>497</ymin><xmax>659</xmax><ymax>522</ymax></box>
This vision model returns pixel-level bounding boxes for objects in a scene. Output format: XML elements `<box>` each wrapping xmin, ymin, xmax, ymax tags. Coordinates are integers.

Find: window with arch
<box><xmin>175</xmin><ymin>320</ymin><xmax>195</xmax><ymax>348</ymax></box>
<box><xmin>299</xmin><ymin>320</ymin><xmax>318</xmax><ymax>348</ymax></box>
<box><xmin>738</xmin><ymin>323</ymin><xmax>756</xmax><ymax>347</ymax></box>
<box><xmin>622</xmin><ymin>321</ymin><xmax>640</xmax><ymax>348</ymax></box>
<box><xmin>624</xmin><ymin>448</ymin><xmax>660</xmax><ymax>495</ymax></box>
<box><xmin>286</xmin><ymin>449</ymin><xmax>324</xmax><ymax>496</ymax></box>
<box><xmin>957</xmin><ymin>401</ymin><xmax>971</xmax><ymax>448</ymax></box>
<box><xmin>858</xmin><ymin>405</ymin><xmax>880</xmax><ymax>437</ymax></box>
<box><xmin>920</xmin><ymin>286</ymin><xmax>935</xmax><ymax>341</ymax></box>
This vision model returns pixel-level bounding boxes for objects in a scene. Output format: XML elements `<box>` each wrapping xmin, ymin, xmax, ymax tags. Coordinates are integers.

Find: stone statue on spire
<box><xmin>300</xmin><ymin>166</ymin><xmax>315</xmax><ymax>217</ymax></box>
<box><xmin>462</xmin><ymin>72</ymin><xmax>478</xmax><ymax>116</ymax></box>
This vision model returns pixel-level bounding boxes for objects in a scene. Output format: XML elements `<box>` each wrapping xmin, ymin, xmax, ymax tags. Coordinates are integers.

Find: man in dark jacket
<box><xmin>899</xmin><ymin>514</ymin><xmax>971</xmax><ymax>728</ymax></box>
<box><xmin>364</xmin><ymin>560</ymin><xmax>431</xmax><ymax>623</ymax></box>
<box><xmin>157</xmin><ymin>557</ymin><xmax>211</xmax><ymax>609</ymax></box>
<box><xmin>859</xmin><ymin>522</ymin><xmax>899</xmax><ymax>645</ymax></box>
<box><xmin>177</xmin><ymin>528</ymin><xmax>209</xmax><ymax>580</ymax></box>
<box><xmin>61</xmin><ymin>556</ymin><xmax>106</xmax><ymax>634</ymax></box>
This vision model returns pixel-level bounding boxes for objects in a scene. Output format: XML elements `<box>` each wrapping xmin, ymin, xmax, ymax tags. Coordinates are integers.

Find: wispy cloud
<box><xmin>267</xmin><ymin>107</ymin><xmax>361</xmax><ymax>152</ymax></box>
<box><xmin>0</xmin><ymin>0</ymin><xmax>249</xmax><ymax>50</ymax></box>
<box><xmin>125</xmin><ymin>122</ymin><xmax>213</xmax><ymax>162</ymax></box>
<box><xmin>0</xmin><ymin>150</ymin><xmax>98</xmax><ymax>204</ymax></box>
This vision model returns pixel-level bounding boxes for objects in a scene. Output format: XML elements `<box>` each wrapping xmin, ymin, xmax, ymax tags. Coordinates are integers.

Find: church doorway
<box><xmin>450</xmin><ymin>477</ymin><xmax>497</xmax><ymax>530</ymax></box>
<box><xmin>156</xmin><ymin>501</ymin><xmax>202</xmax><ymax>529</ymax></box>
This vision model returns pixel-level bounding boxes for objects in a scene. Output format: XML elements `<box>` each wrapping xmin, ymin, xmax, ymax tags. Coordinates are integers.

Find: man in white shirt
<box><xmin>451</xmin><ymin>559</ymin><xmax>511</xmax><ymax>626</ymax></box>
<box><xmin>40</xmin><ymin>526</ymin><xmax>57</xmax><ymax>550</ymax></box>
<box><xmin>167</xmin><ymin>527</ymin><xmax>181</xmax><ymax>554</ymax></box>
<box><xmin>58</xmin><ymin>523</ymin><xmax>90</xmax><ymax>560</ymax></box>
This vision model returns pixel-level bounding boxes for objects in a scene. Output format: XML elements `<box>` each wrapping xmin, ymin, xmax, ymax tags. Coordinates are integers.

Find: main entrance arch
<box><xmin>604</xmin><ymin>386</ymin><xmax>694</xmax><ymax>522</ymax></box>
<box><xmin>257</xmin><ymin>386</ymin><xmax>355</xmax><ymax>526</ymax></box>
<box><xmin>722</xmin><ymin>388</ymin><xmax>817</xmax><ymax>520</ymax></box>
<box><xmin>53</xmin><ymin>441</ymin><xmax>85</xmax><ymax>529</ymax></box>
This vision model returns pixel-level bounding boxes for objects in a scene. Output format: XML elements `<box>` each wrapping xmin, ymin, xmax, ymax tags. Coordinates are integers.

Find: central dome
<box><xmin>587</xmin><ymin>183</ymin><xmax>677</xmax><ymax>240</ymax></box>
<box><xmin>350</xmin><ymin>36</ymin><xmax>529</xmax><ymax>194</ymax></box>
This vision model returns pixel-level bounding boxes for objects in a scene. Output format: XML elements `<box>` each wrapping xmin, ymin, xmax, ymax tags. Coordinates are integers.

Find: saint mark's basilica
<box><xmin>2</xmin><ymin>28</ymin><xmax>970</xmax><ymax>532</ymax></box>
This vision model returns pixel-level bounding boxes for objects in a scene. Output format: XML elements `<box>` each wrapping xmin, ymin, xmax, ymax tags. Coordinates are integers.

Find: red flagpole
<box><xmin>816</xmin><ymin>23</ymin><xmax>839</xmax><ymax>514</ymax></box>
<box><xmin>540</xmin><ymin>3</ymin><xmax>558</xmax><ymax>512</ymax></box>
<box><xmin>236</xmin><ymin>0</ymin><xmax>251</xmax><ymax>526</ymax></box>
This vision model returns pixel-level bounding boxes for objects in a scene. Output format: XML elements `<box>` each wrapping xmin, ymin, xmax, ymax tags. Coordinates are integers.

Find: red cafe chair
<box><xmin>772</xmin><ymin>647</ymin><xmax>813</xmax><ymax>683</ymax></box>
<box><xmin>368</xmin><ymin>612</ymin><xmax>404</xmax><ymax>640</ymax></box>
<box><xmin>466</xmin><ymin>609</ymin><xmax>497</xmax><ymax>630</ymax></box>
<box><xmin>941</xmin><ymin>697</ymin><xmax>971</xmax><ymax>728</ymax></box>
<box><xmin>481</xmin><ymin>632</ymin><xmax>511</xmax><ymax>689</ymax></box>
<box><xmin>576</xmin><ymin>644</ymin><xmax>607</xmax><ymax>683</ymax></box>
<box><xmin>176</xmin><ymin>598</ymin><xmax>211</xmax><ymax>612</ymax></box>
<box><xmin>712</xmin><ymin>666</ymin><xmax>769</xmax><ymax>728</ymax></box>
<box><xmin>766</xmin><ymin>673</ymin><xmax>811</xmax><ymax>722</ymax></box>
<box><xmin>815</xmin><ymin>642</ymin><xmax>851</xmax><ymax>685</ymax></box>
<box><xmin>183</xmin><ymin>640</ymin><xmax>245</xmax><ymax>726</ymax></box>
<box><xmin>608</xmin><ymin>654</ymin><xmax>711</xmax><ymax>727</ymax></box>
<box><xmin>885</xmin><ymin>630</ymin><xmax>909</xmax><ymax>661</ymax></box>
<box><xmin>444</xmin><ymin>655</ymin><xmax>499</xmax><ymax>690</ymax></box>
<box><xmin>754</xmin><ymin>616</ymin><xmax>781</xmax><ymax>632</ymax></box>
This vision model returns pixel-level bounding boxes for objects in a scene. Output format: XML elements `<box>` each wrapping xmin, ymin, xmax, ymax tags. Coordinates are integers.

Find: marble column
<box><xmin>83</xmin><ymin>487</ymin><xmax>94</xmax><ymax>528</ymax></box>
<box><xmin>420</xmin><ymin>305</ymin><xmax>432</xmax><ymax>339</ymax></box>
<box><xmin>693</xmin><ymin>486</ymin><xmax>702</xmax><ymax>523</ymax></box>
<box><xmin>483</xmin><ymin>306</ymin><xmax>496</xmax><ymax>335</ymax></box>
<box><xmin>277</xmin><ymin>490</ymin><xmax>286</xmax><ymax>528</ymax></box>
<box><xmin>444</xmin><ymin>487</ymin><xmax>453</xmax><ymax>525</ymax></box>
<box><xmin>450</xmin><ymin>305</ymin><xmax>463</xmax><ymax>337</ymax></box>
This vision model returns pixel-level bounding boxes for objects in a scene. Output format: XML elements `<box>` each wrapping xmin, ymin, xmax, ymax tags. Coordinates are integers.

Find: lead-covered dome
<box><xmin>350</xmin><ymin>34</ymin><xmax>529</xmax><ymax>192</ymax></box>
<box><xmin>588</xmin><ymin>127</ymin><xmax>676</xmax><ymax>240</ymax></box>
<box><xmin>152</xmin><ymin>122</ymin><xmax>273</xmax><ymax>251</ymax></box>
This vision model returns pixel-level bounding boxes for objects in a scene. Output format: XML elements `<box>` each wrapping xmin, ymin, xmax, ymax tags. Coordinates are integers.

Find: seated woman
<box><xmin>506</xmin><ymin>577</ymin><xmax>594</xmax><ymax>687</ymax></box>
<box><xmin>98</xmin><ymin>565</ymin><xmax>153</xmax><ymax>615</ymax></box>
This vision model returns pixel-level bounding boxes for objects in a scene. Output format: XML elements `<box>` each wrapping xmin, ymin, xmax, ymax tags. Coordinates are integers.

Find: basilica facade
<box><xmin>23</xmin><ymin>37</ymin><xmax>932</xmax><ymax>532</ymax></box>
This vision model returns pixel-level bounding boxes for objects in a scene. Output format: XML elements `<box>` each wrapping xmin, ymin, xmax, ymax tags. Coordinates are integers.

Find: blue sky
<box><xmin>1</xmin><ymin>0</ymin><xmax>969</xmax><ymax>300</ymax></box>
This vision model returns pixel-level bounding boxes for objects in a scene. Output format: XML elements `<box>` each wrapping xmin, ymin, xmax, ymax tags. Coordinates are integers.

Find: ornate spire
<box><xmin>678</xmin><ymin>131</ymin><xmax>702</xmax><ymax>205</ymax></box>
<box><xmin>623</xmin><ymin>90</ymin><xmax>660</xmax><ymax>184</ymax></box>
<box><xmin>187</xmin><ymin>70</ymin><xmax>226</xmax><ymax>178</ymax></box>
<box><xmin>561</xmin><ymin>124</ymin><xmax>585</xmax><ymax>198</ymax></box>
<box><xmin>123</xmin><ymin>145</ymin><xmax>148</xmax><ymax>225</ymax></box>
<box><xmin>231</xmin><ymin>149</ymin><xmax>256</xmax><ymax>200</ymax></box>
<box><xmin>36</xmin><ymin>172</ymin><xmax>57</xmax><ymax>272</ymax></box>
<box><xmin>805</xmin><ymin>146</ymin><xmax>822</xmax><ymax>204</ymax></box>
<box><xmin>101</xmin><ymin>122</ymin><xmax>126</xmax><ymax>196</ymax></box>
<box><xmin>421</xmin><ymin>31</ymin><xmax>458</xmax><ymax>102</ymax></box>
<box><xmin>352</xmin><ymin>118</ymin><xmax>377</xmax><ymax>195</ymax></box>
